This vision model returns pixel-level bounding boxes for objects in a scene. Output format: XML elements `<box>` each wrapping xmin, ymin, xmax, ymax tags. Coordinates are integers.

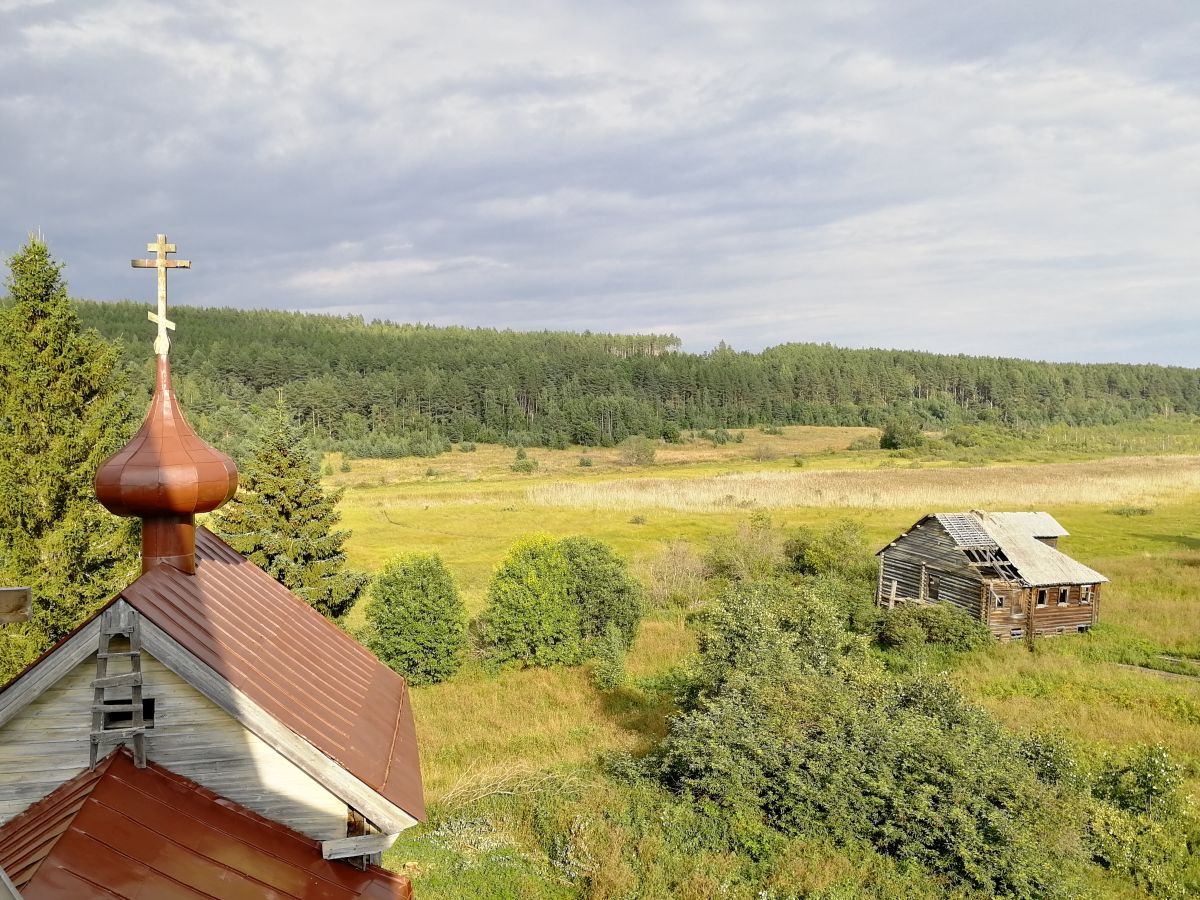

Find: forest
<box><xmin>76</xmin><ymin>300</ymin><xmax>1200</xmax><ymax>459</ymax></box>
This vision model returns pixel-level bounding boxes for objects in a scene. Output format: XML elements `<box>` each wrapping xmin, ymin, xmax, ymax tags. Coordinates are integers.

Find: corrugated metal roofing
<box><xmin>118</xmin><ymin>528</ymin><xmax>424</xmax><ymax>823</ymax></box>
<box><xmin>0</xmin><ymin>749</ymin><xmax>413</xmax><ymax>899</ymax></box>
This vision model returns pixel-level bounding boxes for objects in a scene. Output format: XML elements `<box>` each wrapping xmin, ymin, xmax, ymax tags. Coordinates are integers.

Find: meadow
<box><xmin>323</xmin><ymin>424</ymin><xmax>1200</xmax><ymax>897</ymax></box>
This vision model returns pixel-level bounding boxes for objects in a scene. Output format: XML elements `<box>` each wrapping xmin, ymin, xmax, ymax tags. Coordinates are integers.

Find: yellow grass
<box><xmin>529</xmin><ymin>455</ymin><xmax>1200</xmax><ymax>512</ymax></box>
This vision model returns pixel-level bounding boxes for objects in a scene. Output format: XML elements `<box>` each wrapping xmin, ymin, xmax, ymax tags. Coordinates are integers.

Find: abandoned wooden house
<box><xmin>876</xmin><ymin>510</ymin><xmax>1107</xmax><ymax>640</ymax></box>
<box><xmin>0</xmin><ymin>237</ymin><xmax>422</xmax><ymax>898</ymax></box>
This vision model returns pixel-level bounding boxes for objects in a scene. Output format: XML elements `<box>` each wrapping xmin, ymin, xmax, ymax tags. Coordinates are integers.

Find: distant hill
<box><xmin>75</xmin><ymin>300</ymin><xmax>1200</xmax><ymax>457</ymax></box>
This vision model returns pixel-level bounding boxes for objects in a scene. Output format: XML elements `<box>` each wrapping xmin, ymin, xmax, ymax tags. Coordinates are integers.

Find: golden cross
<box><xmin>131</xmin><ymin>233</ymin><xmax>190</xmax><ymax>356</ymax></box>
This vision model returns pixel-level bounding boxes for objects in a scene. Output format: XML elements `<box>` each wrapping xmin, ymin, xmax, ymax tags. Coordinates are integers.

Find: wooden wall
<box><xmin>878</xmin><ymin>519</ymin><xmax>985</xmax><ymax>618</ymax></box>
<box><xmin>987</xmin><ymin>582</ymin><xmax>1100</xmax><ymax>639</ymax></box>
<box><xmin>0</xmin><ymin>650</ymin><xmax>349</xmax><ymax>840</ymax></box>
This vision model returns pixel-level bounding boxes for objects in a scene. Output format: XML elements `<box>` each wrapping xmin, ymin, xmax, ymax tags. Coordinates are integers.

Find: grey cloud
<box><xmin>1</xmin><ymin>1</ymin><xmax>1198</xmax><ymax>364</ymax></box>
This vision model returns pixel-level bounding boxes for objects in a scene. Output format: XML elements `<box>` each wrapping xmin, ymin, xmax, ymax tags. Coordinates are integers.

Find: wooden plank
<box><xmin>0</xmin><ymin>617</ymin><xmax>101</xmax><ymax>730</ymax></box>
<box><xmin>92</xmin><ymin>727</ymin><xmax>144</xmax><ymax>741</ymax></box>
<box><xmin>139</xmin><ymin>618</ymin><xmax>418</xmax><ymax>835</ymax></box>
<box><xmin>321</xmin><ymin>833</ymin><xmax>398</xmax><ymax>860</ymax></box>
<box><xmin>92</xmin><ymin>672</ymin><xmax>141</xmax><ymax>690</ymax></box>
<box><xmin>0</xmin><ymin>858</ymin><xmax>22</xmax><ymax>899</ymax></box>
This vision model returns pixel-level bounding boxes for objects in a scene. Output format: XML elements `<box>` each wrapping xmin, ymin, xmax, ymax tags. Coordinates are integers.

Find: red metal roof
<box><xmin>0</xmin><ymin>749</ymin><xmax>413</xmax><ymax>899</ymax></box>
<box><xmin>117</xmin><ymin>528</ymin><xmax>424</xmax><ymax>823</ymax></box>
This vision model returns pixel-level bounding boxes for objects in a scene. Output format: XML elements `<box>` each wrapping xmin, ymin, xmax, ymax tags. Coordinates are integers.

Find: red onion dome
<box><xmin>95</xmin><ymin>356</ymin><xmax>237</xmax><ymax>518</ymax></box>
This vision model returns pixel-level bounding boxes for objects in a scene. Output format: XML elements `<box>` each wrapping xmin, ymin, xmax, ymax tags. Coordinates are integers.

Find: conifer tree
<box><xmin>0</xmin><ymin>236</ymin><xmax>138</xmax><ymax>676</ymax></box>
<box><xmin>213</xmin><ymin>404</ymin><xmax>367</xmax><ymax>618</ymax></box>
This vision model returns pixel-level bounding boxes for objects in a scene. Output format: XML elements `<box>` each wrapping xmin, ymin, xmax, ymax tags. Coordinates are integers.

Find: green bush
<box><xmin>322</xmin><ymin>461</ymin><xmax>334</xmax><ymax>476</ymax></box>
<box><xmin>848</xmin><ymin>434</ymin><xmax>880</xmax><ymax>451</ymax></box>
<box><xmin>458</xmin><ymin>441</ymin><xmax>477</xmax><ymax>453</ymax></box>
<box><xmin>657</xmin><ymin>580</ymin><xmax>1078</xmax><ymax>898</ymax></box>
<box><xmin>878</xmin><ymin>603</ymin><xmax>991</xmax><ymax>652</ymax></box>
<box><xmin>511</xmin><ymin>458</ymin><xmax>539</xmax><ymax>473</ymax></box>
<box><xmin>559</xmin><ymin>536</ymin><xmax>643</xmax><ymax>645</ymax></box>
<box><xmin>1092</xmin><ymin>744</ymin><xmax>1184</xmax><ymax>818</ymax></box>
<box><xmin>478</xmin><ymin>536</ymin><xmax>583</xmax><ymax>668</ymax></box>
<box><xmin>591</xmin><ymin>622</ymin><xmax>627</xmax><ymax>690</ymax></box>
<box><xmin>880</xmin><ymin>417</ymin><xmax>924</xmax><ymax>450</ymax></box>
<box><xmin>339</xmin><ymin>455</ymin><xmax>352</xmax><ymax>472</ymax></box>
<box><xmin>785</xmin><ymin>519</ymin><xmax>877</xmax><ymax>585</ymax></box>
<box><xmin>1083</xmin><ymin>801</ymin><xmax>1192</xmax><ymax>899</ymax></box>
<box><xmin>706</xmin><ymin>514</ymin><xmax>786</xmax><ymax>581</ymax></box>
<box><xmin>577</xmin><ymin>455</ymin><xmax>593</xmax><ymax>467</ymax></box>
<box><xmin>363</xmin><ymin>553</ymin><xmax>467</xmax><ymax>685</ymax></box>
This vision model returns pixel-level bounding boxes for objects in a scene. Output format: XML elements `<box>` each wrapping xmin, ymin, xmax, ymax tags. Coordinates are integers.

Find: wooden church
<box><xmin>0</xmin><ymin>237</ymin><xmax>422</xmax><ymax>898</ymax></box>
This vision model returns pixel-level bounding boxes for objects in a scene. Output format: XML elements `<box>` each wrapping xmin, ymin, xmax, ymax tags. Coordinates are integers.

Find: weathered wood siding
<box><xmin>986</xmin><ymin>582</ymin><xmax>1100</xmax><ymax>640</ymax></box>
<box><xmin>0</xmin><ymin>650</ymin><xmax>349</xmax><ymax>839</ymax></box>
<box><xmin>878</xmin><ymin>519</ymin><xmax>984</xmax><ymax>617</ymax></box>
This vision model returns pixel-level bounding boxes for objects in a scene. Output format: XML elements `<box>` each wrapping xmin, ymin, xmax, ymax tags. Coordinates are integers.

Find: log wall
<box><xmin>878</xmin><ymin>519</ymin><xmax>984</xmax><ymax>618</ymax></box>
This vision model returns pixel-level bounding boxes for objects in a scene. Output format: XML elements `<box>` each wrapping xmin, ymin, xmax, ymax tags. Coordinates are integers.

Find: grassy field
<box><xmin>324</xmin><ymin>425</ymin><xmax>1200</xmax><ymax>894</ymax></box>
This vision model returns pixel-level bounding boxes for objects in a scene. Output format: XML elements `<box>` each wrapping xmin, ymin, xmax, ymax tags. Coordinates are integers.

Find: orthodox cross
<box><xmin>132</xmin><ymin>233</ymin><xmax>190</xmax><ymax>356</ymax></box>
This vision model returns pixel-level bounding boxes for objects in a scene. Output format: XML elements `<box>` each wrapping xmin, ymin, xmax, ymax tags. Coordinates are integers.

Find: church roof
<box><xmin>117</xmin><ymin>527</ymin><xmax>424</xmax><ymax>823</ymax></box>
<box><xmin>0</xmin><ymin>749</ymin><xmax>413</xmax><ymax>899</ymax></box>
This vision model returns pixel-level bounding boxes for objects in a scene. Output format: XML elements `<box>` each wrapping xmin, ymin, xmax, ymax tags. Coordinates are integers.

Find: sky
<box><xmin>2</xmin><ymin>1</ymin><xmax>1199</xmax><ymax>364</ymax></box>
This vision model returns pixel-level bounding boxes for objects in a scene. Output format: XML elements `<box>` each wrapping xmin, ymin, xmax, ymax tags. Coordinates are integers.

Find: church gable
<box><xmin>0</xmin><ymin>630</ymin><xmax>347</xmax><ymax>840</ymax></box>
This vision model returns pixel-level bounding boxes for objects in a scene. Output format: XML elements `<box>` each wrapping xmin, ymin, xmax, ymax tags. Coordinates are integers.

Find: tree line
<box><xmin>74</xmin><ymin>300</ymin><xmax>1200</xmax><ymax>459</ymax></box>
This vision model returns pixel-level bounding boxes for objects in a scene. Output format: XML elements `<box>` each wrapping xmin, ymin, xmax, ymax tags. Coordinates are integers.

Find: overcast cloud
<box><xmin>2</xmin><ymin>1</ymin><xmax>1198</xmax><ymax>363</ymax></box>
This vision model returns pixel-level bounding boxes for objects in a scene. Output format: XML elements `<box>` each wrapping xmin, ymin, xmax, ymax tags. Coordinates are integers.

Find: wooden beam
<box><xmin>138</xmin><ymin>616</ymin><xmax>419</xmax><ymax>835</ymax></box>
<box><xmin>0</xmin><ymin>617</ymin><xmax>102</xmax><ymax>730</ymax></box>
<box><xmin>0</xmin><ymin>862</ymin><xmax>21</xmax><ymax>899</ymax></box>
<box><xmin>321</xmin><ymin>833</ymin><xmax>398</xmax><ymax>860</ymax></box>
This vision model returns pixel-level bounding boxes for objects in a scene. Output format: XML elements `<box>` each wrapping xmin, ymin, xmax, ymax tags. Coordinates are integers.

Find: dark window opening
<box><xmin>103</xmin><ymin>697</ymin><xmax>154</xmax><ymax>730</ymax></box>
<box><xmin>1081</xmin><ymin>585</ymin><xmax>1093</xmax><ymax>605</ymax></box>
<box><xmin>1057</xmin><ymin>588</ymin><xmax>1069</xmax><ymax>606</ymax></box>
<box><xmin>994</xmin><ymin>592</ymin><xmax>1005</xmax><ymax>609</ymax></box>
<box><xmin>1036</xmin><ymin>589</ymin><xmax>1048</xmax><ymax>607</ymax></box>
<box><xmin>927</xmin><ymin>574</ymin><xmax>940</xmax><ymax>601</ymax></box>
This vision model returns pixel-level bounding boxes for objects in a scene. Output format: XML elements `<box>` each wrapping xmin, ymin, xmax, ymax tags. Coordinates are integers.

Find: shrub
<box><xmin>458</xmin><ymin>441</ymin><xmax>477</xmax><ymax>453</ymax></box>
<box><xmin>706</xmin><ymin>514</ymin><xmax>786</xmax><ymax>582</ymax></box>
<box><xmin>559</xmin><ymin>536</ymin><xmax>642</xmax><ymax>645</ymax></box>
<box><xmin>646</xmin><ymin>540</ymin><xmax>708</xmax><ymax>607</ymax></box>
<box><xmin>339</xmin><ymin>455</ymin><xmax>351</xmax><ymax>472</ymax></box>
<box><xmin>880</xmin><ymin>418</ymin><xmax>924</xmax><ymax>450</ymax></box>
<box><xmin>515</xmin><ymin>446</ymin><xmax>527</xmax><ymax>460</ymax></box>
<box><xmin>322</xmin><ymin>461</ymin><xmax>334</xmax><ymax>476</ymax></box>
<box><xmin>577</xmin><ymin>455</ymin><xmax>593</xmax><ymax>467</ymax></box>
<box><xmin>1083</xmin><ymin>801</ymin><xmax>1192</xmax><ymax>899</ymax></box>
<box><xmin>657</xmin><ymin>583</ymin><xmax>1076</xmax><ymax>898</ymax></box>
<box><xmin>362</xmin><ymin>553</ymin><xmax>467</xmax><ymax>685</ymax></box>
<box><xmin>1092</xmin><ymin>744</ymin><xmax>1184</xmax><ymax>818</ymax></box>
<box><xmin>785</xmin><ymin>519</ymin><xmax>877</xmax><ymax>587</ymax></box>
<box><xmin>511</xmin><ymin>458</ymin><xmax>539</xmax><ymax>473</ymax></box>
<box><xmin>848</xmin><ymin>434</ymin><xmax>880</xmax><ymax>451</ymax></box>
<box><xmin>478</xmin><ymin>536</ymin><xmax>583</xmax><ymax>668</ymax></box>
<box><xmin>618</xmin><ymin>436</ymin><xmax>656</xmax><ymax>466</ymax></box>
<box><xmin>591</xmin><ymin>622</ymin><xmax>627</xmax><ymax>690</ymax></box>
<box><xmin>751</xmin><ymin>443</ymin><xmax>777</xmax><ymax>461</ymax></box>
<box><xmin>879</xmin><ymin>603</ymin><xmax>991</xmax><ymax>652</ymax></box>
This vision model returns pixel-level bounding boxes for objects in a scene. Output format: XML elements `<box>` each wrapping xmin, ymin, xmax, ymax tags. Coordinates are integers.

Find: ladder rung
<box><xmin>102</xmin><ymin>626</ymin><xmax>136</xmax><ymax>636</ymax></box>
<box><xmin>97</xmin><ymin>651</ymin><xmax>140</xmax><ymax>659</ymax></box>
<box><xmin>91</xmin><ymin>727</ymin><xmax>145</xmax><ymax>742</ymax></box>
<box><xmin>93</xmin><ymin>704</ymin><xmax>142</xmax><ymax>713</ymax></box>
<box><xmin>92</xmin><ymin>673</ymin><xmax>142</xmax><ymax>689</ymax></box>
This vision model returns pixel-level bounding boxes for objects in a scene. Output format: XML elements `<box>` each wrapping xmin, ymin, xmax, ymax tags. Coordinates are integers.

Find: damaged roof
<box><xmin>886</xmin><ymin>510</ymin><xmax>1107</xmax><ymax>587</ymax></box>
<box><xmin>116</xmin><ymin>527</ymin><xmax>424</xmax><ymax>823</ymax></box>
<box><xmin>0</xmin><ymin>749</ymin><xmax>413</xmax><ymax>899</ymax></box>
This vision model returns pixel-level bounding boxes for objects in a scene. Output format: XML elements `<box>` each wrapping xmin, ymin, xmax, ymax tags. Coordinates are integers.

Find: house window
<box><xmin>993</xmin><ymin>591</ymin><xmax>1004</xmax><ymax>610</ymax></box>
<box><xmin>102</xmin><ymin>697</ymin><xmax>155</xmax><ymax>730</ymax></box>
<box><xmin>1080</xmin><ymin>585</ymin><xmax>1093</xmax><ymax>605</ymax></box>
<box><xmin>1058</xmin><ymin>588</ymin><xmax>1069</xmax><ymax>606</ymax></box>
<box><xmin>927</xmin><ymin>573</ymin><xmax>940</xmax><ymax>601</ymax></box>
<box><xmin>1036</xmin><ymin>589</ymin><xmax>1048</xmax><ymax>607</ymax></box>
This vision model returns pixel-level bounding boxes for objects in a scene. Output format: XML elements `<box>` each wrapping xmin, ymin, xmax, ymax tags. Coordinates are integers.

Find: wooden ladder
<box><xmin>89</xmin><ymin>604</ymin><xmax>146</xmax><ymax>768</ymax></box>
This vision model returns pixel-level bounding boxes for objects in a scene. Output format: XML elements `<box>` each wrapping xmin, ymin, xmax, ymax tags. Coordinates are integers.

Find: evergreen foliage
<box><xmin>74</xmin><ymin>300</ymin><xmax>1200</xmax><ymax>457</ymax></box>
<box><xmin>0</xmin><ymin>237</ymin><xmax>138</xmax><ymax>677</ymax></box>
<box><xmin>363</xmin><ymin>553</ymin><xmax>466</xmax><ymax>685</ymax></box>
<box><xmin>478</xmin><ymin>536</ymin><xmax>583</xmax><ymax>668</ymax></box>
<box><xmin>212</xmin><ymin>405</ymin><xmax>367</xmax><ymax>618</ymax></box>
<box><xmin>590</xmin><ymin>622</ymin><xmax>627</xmax><ymax>690</ymax></box>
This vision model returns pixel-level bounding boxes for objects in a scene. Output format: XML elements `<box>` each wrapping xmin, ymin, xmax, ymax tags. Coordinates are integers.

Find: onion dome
<box><xmin>95</xmin><ymin>356</ymin><xmax>237</xmax><ymax>575</ymax></box>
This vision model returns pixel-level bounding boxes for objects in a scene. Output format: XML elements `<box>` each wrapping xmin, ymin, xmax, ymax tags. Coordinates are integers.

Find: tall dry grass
<box><xmin>529</xmin><ymin>455</ymin><xmax>1200</xmax><ymax>512</ymax></box>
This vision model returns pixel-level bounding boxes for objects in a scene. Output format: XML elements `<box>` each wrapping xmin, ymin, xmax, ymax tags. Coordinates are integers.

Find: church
<box><xmin>0</xmin><ymin>237</ymin><xmax>422</xmax><ymax>898</ymax></box>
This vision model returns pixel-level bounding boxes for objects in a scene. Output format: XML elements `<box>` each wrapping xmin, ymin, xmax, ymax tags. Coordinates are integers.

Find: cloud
<box><xmin>1</xmin><ymin>0</ymin><xmax>1198</xmax><ymax>363</ymax></box>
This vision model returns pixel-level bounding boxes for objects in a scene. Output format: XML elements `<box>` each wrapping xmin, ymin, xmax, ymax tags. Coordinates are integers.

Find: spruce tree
<box><xmin>0</xmin><ymin>236</ymin><xmax>138</xmax><ymax>677</ymax></box>
<box><xmin>212</xmin><ymin>404</ymin><xmax>367</xmax><ymax>618</ymax></box>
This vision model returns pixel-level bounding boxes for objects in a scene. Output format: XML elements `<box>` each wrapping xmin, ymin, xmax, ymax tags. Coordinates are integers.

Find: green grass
<box><xmin>328</xmin><ymin>426</ymin><xmax>1200</xmax><ymax>898</ymax></box>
